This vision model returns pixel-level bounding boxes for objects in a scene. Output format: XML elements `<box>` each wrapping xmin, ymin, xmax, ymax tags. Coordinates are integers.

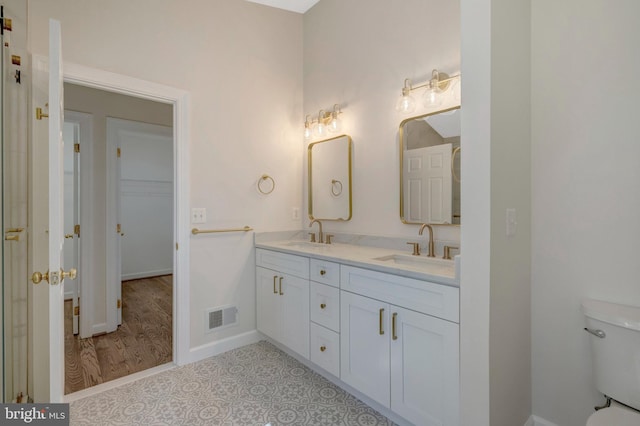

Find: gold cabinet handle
<box><xmin>320</xmin><ymin>345</ymin><xmax>326</xmax><ymax>352</ymax></box>
<box><xmin>279</xmin><ymin>276</ymin><xmax>284</xmax><ymax>295</ymax></box>
<box><xmin>379</xmin><ymin>308</ymin><xmax>385</xmax><ymax>335</ymax></box>
<box><xmin>320</xmin><ymin>303</ymin><xmax>326</xmax><ymax>309</ymax></box>
<box><xmin>5</xmin><ymin>228</ymin><xmax>24</xmax><ymax>241</ymax></box>
<box><xmin>5</xmin><ymin>228</ymin><xmax>24</xmax><ymax>233</ymax></box>
<box><xmin>320</xmin><ymin>269</ymin><xmax>326</xmax><ymax>276</ymax></box>
<box><xmin>392</xmin><ymin>312</ymin><xmax>398</xmax><ymax>341</ymax></box>
<box><xmin>5</xmin><ymin>235</ymin><xmax>19</xmax><ymax>241</ymax></box>
<box><xmin>273</xmin><ymin>276</ymin><xmax>278</xmax><ymax>294</ymax></box>
<box><xmin>65</xmin><ymin>234</ymin><xmax>74</xmax><ymax>239</ymax></box>
<box><xmin>31</xmin><ymin>270</ymin><xmax>49</xmax><ymax>284</ymax></box>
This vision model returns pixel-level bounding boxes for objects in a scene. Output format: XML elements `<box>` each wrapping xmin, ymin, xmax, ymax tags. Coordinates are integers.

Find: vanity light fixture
<box><xmin>304</xmin><ymin>104</ymin><xmax>344</xmax><ymax>140</ymax></box>
<box><xmin>396</xmin><ymin>69</ymin><xmax>460</xmax><ymax>112</ymax></box>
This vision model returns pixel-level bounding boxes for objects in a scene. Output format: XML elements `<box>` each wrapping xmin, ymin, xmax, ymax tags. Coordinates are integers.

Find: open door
<box><xmin>30</xmin><ymin>19</ymin><xmax>72</xmax><ymax>403</ymax></box>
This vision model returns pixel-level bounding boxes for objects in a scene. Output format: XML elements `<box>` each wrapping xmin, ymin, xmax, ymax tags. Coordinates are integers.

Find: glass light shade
<box><xmin>304</xmin><ymin>125</ymin><xmax>312</xmax><ymax>140</ymax></box>
<box><xmin>423</xmin><ymin>87</ymin><xmax>442</xmax><ymax>108</ymax></box>
<box><xmin>328</xmin><ymin>116</ymin><xmax>342</xmax><ymax>133</ymax></box>
<box><xmin>395</xmin><ymin>94</ymin><xmax>416</xmax><ymax>113</ymax></box>
<box><xmin>313</xmin><ymin>121</ymin><xmax>327</xmax><ymax>138</ymax></box>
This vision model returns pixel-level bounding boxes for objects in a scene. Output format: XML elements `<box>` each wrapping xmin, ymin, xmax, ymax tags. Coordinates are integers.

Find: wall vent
<box><xmin>205</xmin><ymin>305</ymin><xmax>238</xmax><ymax>333</ymax></box>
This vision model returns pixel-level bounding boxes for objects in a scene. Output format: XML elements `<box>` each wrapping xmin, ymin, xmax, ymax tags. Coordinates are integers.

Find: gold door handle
<box><xmin>320</xmin><ymin>303</ymin><xmax>326</xmax><ymax>309</ymax></box>
<box><xmin>392</xmin><ymin>312</ymin><xmax>398</xmax><ymax>341</ymax></box>
<box><xmin>65</xmin><ymin>234</ymin><xmax>74</xmax><ymax>239</ymax></box>
<box><xmin>379</xmin><ymin>308</ymin><xmax>385</xmax><ymax>335</ymax></box>
<box><xmin>320</xmin><ymin>345</ymin><xmax>326</xmax><ymax>352</ymax></box>
<box><xmin>273</xmin><ymin>276</ymin><xmax>278</xmax><ymax>294</ymax></box>
<box><xmin>61</xmin><ymin>268</ymin><xmax>77</xmax><ymax>281</ymax></box>
<box><xmin>279</xmin><ymin>277</ymin><xmax>284</xmax><ymax>296</ymax></box>
<box><xmin>320</xmin><ymin>269</ymin><xmax>326</xmax><ymax>276</ymax></box>
<box><xmin>32</xmin><ymin>270</ymin><xmax>49</xmax><ymax>284</ymax></box>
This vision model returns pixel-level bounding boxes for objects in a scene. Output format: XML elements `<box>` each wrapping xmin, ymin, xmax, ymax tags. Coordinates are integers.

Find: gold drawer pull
<box><xmin>379</xmin><ymin>308</ymin><xmax>385</xmax><ymax>335</ymax></box>
<box><xmin>320</xmin><ymin>303</ymin><xmax>326</xmax><ymax>309</ymax></box>
<box><xmin>320</xmin><ymin>345</ymin><xmax>326</xmax><ymax>352</ymax></box>
<box><xmin>320</xmin><ymin>269</ymin><xmax>326</xmax><ymax>276</ymax></box>
<box><xmin>279</xmin><ymin>276</ymin><xmax>284</xmax><ymax>295</ymax></box>
<box><xmin>392</xmin><ymin>312</ymin><xmax>398</xmax><ymax>341</ymax></box>
<box><xmin>273</xmin><ymin>276</ymin><xmax>278</xmax><ymax>294</ymax></box>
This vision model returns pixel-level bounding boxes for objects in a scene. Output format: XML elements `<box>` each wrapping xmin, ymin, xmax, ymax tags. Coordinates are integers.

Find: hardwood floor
<box><xmin>65</xmin><ymin>275</ymin><xmax>172</xmax><ymax>394</ymax></box>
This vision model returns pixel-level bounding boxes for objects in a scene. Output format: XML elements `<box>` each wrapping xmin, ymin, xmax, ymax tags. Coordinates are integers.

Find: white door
<box><xmin>340</xmin><ymin>291</ymin><xmax>390</xmax><ymax>408</ymax></box>
<box><xmin>404</xmin><ymin>143</ymin><xmax>453</xmax><ymax>224</ymax></box>
<box><xmin>390</xmin><ymin>306</ymin><xmax>460</xmax><ymax>426</ymax></box>
<box><xmin>31</xmin><ymin>19</ymin><xmax>69</xmax><ymax>403</ymax></box>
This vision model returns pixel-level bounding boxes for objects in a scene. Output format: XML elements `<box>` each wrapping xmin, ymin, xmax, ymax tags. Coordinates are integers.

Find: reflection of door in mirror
<box><xmin>308</xmin><ymin>135</ymin><xmax>352</xmax><ymax>221</ymax></box>
<box><xmin>400</xmin><ymin>107</ymin><xmax>460</xmax><ymax>225</ymax></box>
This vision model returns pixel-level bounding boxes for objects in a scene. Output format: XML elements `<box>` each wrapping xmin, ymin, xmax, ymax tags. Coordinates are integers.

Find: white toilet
<box><xmin>582</xmin><ymin>298</ymin><xmax>640</xmax><ymax>425</ymax></box>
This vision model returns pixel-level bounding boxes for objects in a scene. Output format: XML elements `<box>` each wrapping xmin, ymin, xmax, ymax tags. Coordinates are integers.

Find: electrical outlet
<box><xmin>292</xmin><ymin>207</ymin><xmax>300</xmax><ymax>220</ymax></box>
<box><xmin>192</xmin><ymin>208</ymin><xmax>206</xmax><ymax>224</ymax></box>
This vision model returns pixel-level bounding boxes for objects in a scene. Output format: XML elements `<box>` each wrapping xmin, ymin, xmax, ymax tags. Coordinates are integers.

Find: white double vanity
<box><xmin>255</xmin><ymin>234</ymin><xmax>460</xmax><ymax>426</ymax></box>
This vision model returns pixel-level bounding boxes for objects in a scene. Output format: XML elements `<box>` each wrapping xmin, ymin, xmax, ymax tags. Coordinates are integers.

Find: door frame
<box><xmin>63</xmin><ymin>62</ymin><xmax>191</xmax><ymax>367</ymax></box>
<box><xmin>63</xmin><ymin>110</ymin><xmax>93</xmax><ymax>338</ymax></box>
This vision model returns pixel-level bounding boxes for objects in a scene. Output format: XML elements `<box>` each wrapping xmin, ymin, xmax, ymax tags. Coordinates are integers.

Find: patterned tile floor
<box><xmin>70</xmin><ymin>341</ymin><xmax>396</xmax><ymax>425</ymax></box>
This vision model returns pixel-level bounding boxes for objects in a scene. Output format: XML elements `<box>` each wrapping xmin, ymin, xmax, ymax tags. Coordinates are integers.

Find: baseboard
<box><xmin>121</xmin><ymin>269</ymin><xmax>172</xmax><ymax>281</ymax></box>
<box><xmin>526</xmin><ymin>415</ymin><xmax>559</xmax><ymax>426</ymax></box>
<box><xmin>187</xmin><ymin>330</ymin><xmax>261</xmax><ymax>364</ymax></box>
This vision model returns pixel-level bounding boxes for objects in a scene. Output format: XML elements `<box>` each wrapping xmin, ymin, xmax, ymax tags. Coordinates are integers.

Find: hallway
<box><xmin>64</xmin><ymin>275</ymin><xmax>172</xmax><ymax>394</ymax></box>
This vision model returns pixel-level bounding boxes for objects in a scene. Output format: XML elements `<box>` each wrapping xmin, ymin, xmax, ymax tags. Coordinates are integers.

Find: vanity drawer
<box><xmin>341</xmin><ymin>265</ymin><xmax>459</xmax><ymax>323</ymax></box>
<box><xmin>256</xmin><ymin>248</ymin><xmax>309</xmax><ymax>279</ymax></box>
<box><xmin>310</xmin><ymin>258</ymin><xmax>340</xmax><ymax>287</ymax></box>
<box><xmin>310</xmin><ymin>281</ymin><xmax>340</xmax><ymax>332</ymax></box>
<box><xmin>310</xmin><ymin>322</ymin><xmax>340</xmax><ymax>377</ymax></box>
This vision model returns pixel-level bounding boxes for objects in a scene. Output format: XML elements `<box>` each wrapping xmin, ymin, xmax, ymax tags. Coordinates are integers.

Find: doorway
<box><xmin>62</xmin><ymin>83</ymin><xmax>174</xmax><ymax>394</ymax></box>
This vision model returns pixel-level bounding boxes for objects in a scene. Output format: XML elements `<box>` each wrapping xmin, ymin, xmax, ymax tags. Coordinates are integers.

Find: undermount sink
<box><xmin>282</xmin><ymin>241</ymin><xmax>328</xmax><ymax>249</ymax></box>
<box><xmin>373</xmin><ymin>254</ymin><xmax>453</xmax><ymax>268</ymax></box>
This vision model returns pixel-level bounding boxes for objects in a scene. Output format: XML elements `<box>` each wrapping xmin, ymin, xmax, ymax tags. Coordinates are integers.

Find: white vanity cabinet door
<box><xmin>390</xmin><ymin>306</ymin><xmax>459</xmax><ymax>426</ymax></box>
<box><xmin>256</xmin><ymin>265</ymin><xmax>310</xmax><ymax>359</ymax></box>
<box><xmin>340</xmin><ymin>291</ymin><xmax>391</xmax><ymax>408</ymax></box>
<box><xmin>256</xmin><ymin>267</ymin><xmax>280</xmax><ymax>341</ymax></box>
<box><xmin>280</xmin><ymin>273</ymin><xmax>310</xmax><ymax>359</ymax></box>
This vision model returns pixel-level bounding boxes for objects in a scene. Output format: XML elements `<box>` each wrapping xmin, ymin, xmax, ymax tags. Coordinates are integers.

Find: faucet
<box><xmin>418</xmin><ymin>224</ymin><xmax>435</xmax><ymax>257</ymax></box>
<box><xmin>309</xmin><ymin>219</ymin><xmax>323</xmax><ymax>244</ymax></box>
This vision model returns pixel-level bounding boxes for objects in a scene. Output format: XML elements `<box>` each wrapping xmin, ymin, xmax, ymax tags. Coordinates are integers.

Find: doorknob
<box><xmin>31</xmin><ymin>268</ymin><xmax>77</xmax><ymax>285</ymax></box>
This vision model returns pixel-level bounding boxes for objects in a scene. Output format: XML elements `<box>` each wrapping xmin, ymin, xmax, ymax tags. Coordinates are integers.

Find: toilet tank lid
<box><xmin>582</xmin><ymin>299</ymin><xmax>640</xmax><ymax>331</ymax></box>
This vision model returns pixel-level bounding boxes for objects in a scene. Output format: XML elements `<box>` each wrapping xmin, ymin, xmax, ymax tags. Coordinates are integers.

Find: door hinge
<box><xmin>74</xmin><ymin>306</ymin><xmax>79</xmax><ymax>316</ymax></box>
<box><xmin>74</xmin><ymin>143</ymin><xmax>80</xmax><ymax>153</ymax></box>
<box><xmin>117</xmin><ymin>148</ymin><xmax>121</xmax><ymax>158</ymax></box>
<box><xmin>74</xmin><ymin>224</ymin><xmax>80</xmax><ymax>237</ymax></box>
<box><xmin>116</xmin><ymin>223</ymin><xmax>121</xmax><ymax>233</ymax></box>
<box><xmin>117</xmin><ymin>299</ymin><xmax>122</xmax><ymax>309</ymax></box>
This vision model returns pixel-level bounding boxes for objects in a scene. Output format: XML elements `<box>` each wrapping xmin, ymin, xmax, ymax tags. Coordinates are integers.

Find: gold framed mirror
<box><xmin>399</xmin><ymin>106</ymin><xmax>460</xmax><ymax>225</ymax></box>
<box><xmin>308</xmin><ymin>134</ymin><xmax>353</xmax><ymax>221</ymax></box>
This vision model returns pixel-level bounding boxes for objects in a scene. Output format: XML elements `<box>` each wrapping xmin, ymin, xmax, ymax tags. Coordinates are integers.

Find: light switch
<box><xmin>506</xmin><ymin>208</ymin><xmax>517</xmax><ymax>237</ymax></box>
<box><xmin>192</xmin><ymin>208</ymin><xmax>206</xmax><ymax>224</ymax></box>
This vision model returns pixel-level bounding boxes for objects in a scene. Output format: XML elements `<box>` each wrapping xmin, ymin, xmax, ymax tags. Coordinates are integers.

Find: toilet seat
<box><xmin>586</xmin><ymin>402</ymin><xmax>640</xmax><ymax>426</ymax></box>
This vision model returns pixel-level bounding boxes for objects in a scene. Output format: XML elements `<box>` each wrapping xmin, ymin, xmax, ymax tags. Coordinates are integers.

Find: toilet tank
<box><xmin>582</xmin><ymin>298</ymin><xmax>640</xmax><ymax>410</ymax></box>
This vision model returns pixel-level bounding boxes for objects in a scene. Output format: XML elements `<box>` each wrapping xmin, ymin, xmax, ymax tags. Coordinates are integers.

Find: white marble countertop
<box><xmin>255</xmin><ymin>238</ymin><xmax>460</xmax><ymax>287</ymax></box>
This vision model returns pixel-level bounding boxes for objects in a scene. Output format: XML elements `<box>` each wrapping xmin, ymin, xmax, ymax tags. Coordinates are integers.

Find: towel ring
<box><xmin>331</xmin><ymin>179</ymin><xmax>343</xmax><ymax>196</ymax></box>
<box><xmin>257</xmin><ymin>174</ymin><xmax>275</xmax><ymax>195</ymax></box>
<box><xmin>451</xmin><ymin>147</ymin><xmax>461</xmax><ymax>183</ymax></box>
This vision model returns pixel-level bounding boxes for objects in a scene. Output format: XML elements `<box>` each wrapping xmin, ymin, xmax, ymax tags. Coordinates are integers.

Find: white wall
<box><xmin>531</xmin><ymin>1</ymin><xmax>640</xmax><ymax>425</ymax></box>
<box><xmin>63</xmin><ymin>83</ymin><xmax>173</xmax><ymax>331</ymax></box>
<box><xmin>28</xmin><ymin>0</ymin><xmax>304</xmax><ymax>349</ymax></box>
<box><xmin>303</xmin><ymin>0</ymin><xmax>461</xmax><ymax>247</ymax></box>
